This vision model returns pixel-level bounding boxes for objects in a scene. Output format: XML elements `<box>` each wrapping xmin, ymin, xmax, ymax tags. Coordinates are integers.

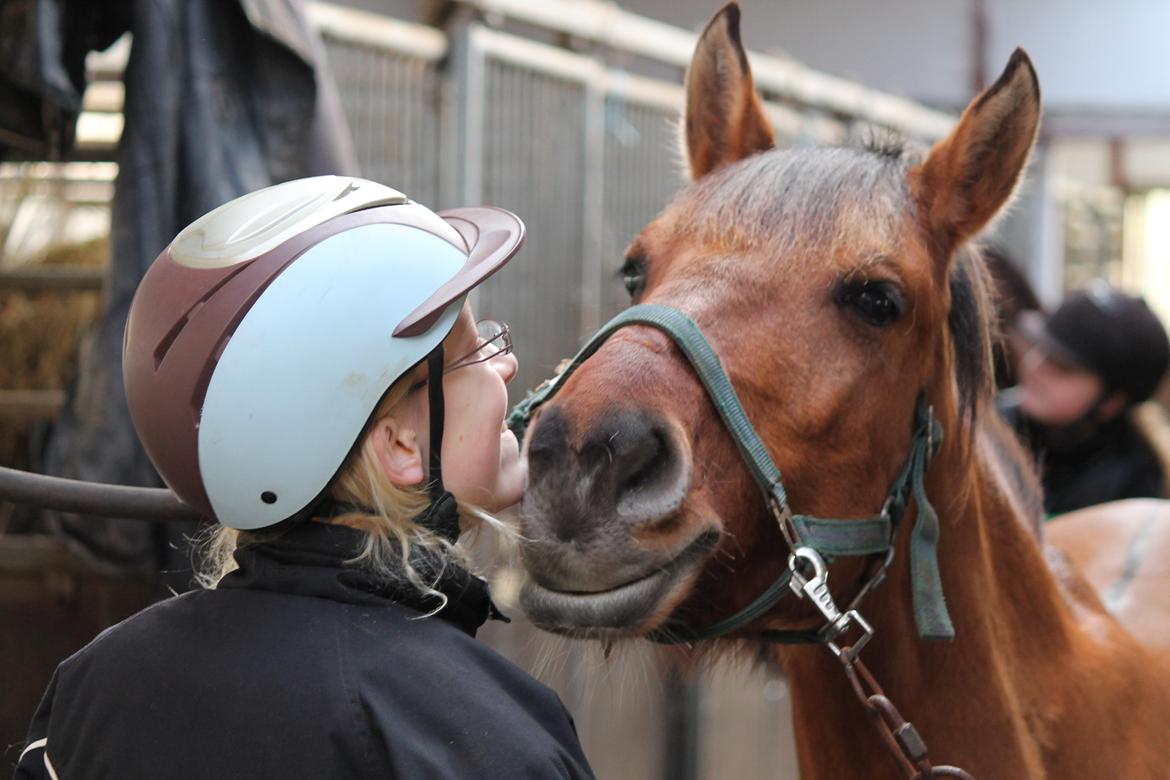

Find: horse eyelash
<box><xmin>835</xmin><ymin>278</ymin><xmax>906</xmax><ymax>324</ymax></box>
<box><xmin>617</xmin><ymin>254</ymin><xmax>649</xmax><ymax>298</ymax></box>
<box><xmin>616</xmin><ymin>254</ymin><xmax>648</xmax><ymax>278</ymax></box>
<box><xmin>837</xmin><ymin>276</ymin><xmax>903</xmax><ymax>301</ymax></box>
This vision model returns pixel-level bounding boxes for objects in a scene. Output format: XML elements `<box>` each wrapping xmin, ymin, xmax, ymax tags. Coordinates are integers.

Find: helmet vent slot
<box><xmin>153</xmin><ymin>314</ymin><xmax>190</xmax><ymax>370</ymax></box>
<box><xmin>152</xmin><ymin>262</ymin><xmax>250</xmax><ymax>370</ymax></box>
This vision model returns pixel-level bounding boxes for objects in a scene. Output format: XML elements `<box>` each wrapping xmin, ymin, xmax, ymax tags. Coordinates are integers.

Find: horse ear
<box><xmin>911</xmin><ymin>49</ymin><xmax>1041</xmax><ymax>256</ymax></box>
<box><xmin>683</xmin><ymin>3</ymin><xmax>776</xmax><ymax>180</ymax></box>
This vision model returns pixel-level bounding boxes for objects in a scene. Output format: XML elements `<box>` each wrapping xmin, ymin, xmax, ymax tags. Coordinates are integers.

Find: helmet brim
<box><xmin>1016</xmin><ymin>310</ymin><xmax>1090</xmax><ymax>372</ymax></box>
<box><xmin>393</xmin><ymin>206</ymin><xmax>525</xmax><ymax>337</ymax></box>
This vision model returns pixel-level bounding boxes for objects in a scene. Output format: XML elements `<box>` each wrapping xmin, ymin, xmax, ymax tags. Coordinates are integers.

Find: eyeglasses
<box><xmin>410</xmin><ymin>319</ymin><xmax>512</xmax><ymax>391</ymax></box>
<box><xmin>446</xmin><ymin>319</ymin><xmax>512</xmax><ymax>373</ymax></box>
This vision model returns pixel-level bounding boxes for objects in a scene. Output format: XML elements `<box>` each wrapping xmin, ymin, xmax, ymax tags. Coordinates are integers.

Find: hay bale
<box><xmin>0</xmin><ymin>238</ymin><xmax>107</xmax><ymax>478</ymax></box>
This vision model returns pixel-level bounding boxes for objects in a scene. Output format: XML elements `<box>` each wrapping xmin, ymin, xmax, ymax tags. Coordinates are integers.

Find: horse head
<box><xmin>518</xmin><ymin>3</ymin><xmax>1040</xmax><ymax>643</ymax></box>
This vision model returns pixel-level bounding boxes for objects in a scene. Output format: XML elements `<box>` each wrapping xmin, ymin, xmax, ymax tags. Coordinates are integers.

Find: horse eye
<box><xmin>837</xmin><ymin>280</ymin><xmax>903</xmax><ymax>327</ymax></box>
<box><xmin>619</xmin><ymin>257</ymin><xmax>647</xmax><ymax>299</ymax></box>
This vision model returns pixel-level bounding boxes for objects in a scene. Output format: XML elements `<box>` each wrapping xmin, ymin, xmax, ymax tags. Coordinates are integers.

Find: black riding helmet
<box><xmin>1019</xmin><ymin>281</ymin><xmax>1170</xmax><ymax>405</ymax></box>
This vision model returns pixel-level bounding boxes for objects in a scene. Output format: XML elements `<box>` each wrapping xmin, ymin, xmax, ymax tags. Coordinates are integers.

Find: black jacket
<box><xmin>999</xmin><ymin>393</ymin><xmax>1167</xmax><ymax>516</ymax></box>
<box><xmin>14</xmin><ymin>523</ymin><xmax>594</xmax><ymax>779</ymax></box>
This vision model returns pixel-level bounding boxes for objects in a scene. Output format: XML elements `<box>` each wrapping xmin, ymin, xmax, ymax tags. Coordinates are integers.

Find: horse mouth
<box><xmin>520</xmin><ymin>528</ymin><xmax>720</xmax><ymax>637</ymax></box>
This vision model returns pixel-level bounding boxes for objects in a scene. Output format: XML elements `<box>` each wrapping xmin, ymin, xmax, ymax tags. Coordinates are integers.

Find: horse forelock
<box><xmin>667</xmin><ymin>146</ymin><xmax>912</xmax><ymax>260</ymax></box>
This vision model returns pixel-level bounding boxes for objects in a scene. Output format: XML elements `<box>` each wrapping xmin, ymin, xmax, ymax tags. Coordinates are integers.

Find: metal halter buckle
<box><xmin>769</xmin><ymin>495</ymin><xmax>800</xmax><ymax>550</ymax></box>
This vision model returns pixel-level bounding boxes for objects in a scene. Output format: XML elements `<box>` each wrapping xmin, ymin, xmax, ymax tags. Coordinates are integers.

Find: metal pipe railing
<box><xmin>458</xmin><ymin>0</ymin><xmax>956</xmax><ymax>139</ymax></box>
<box><xmin>0</xmin><ymin>465</ymin><xmax>204</xmax><ymax>523</ymax></box>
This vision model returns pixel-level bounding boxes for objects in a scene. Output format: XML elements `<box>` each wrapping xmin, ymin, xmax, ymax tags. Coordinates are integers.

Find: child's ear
<box><xmin>370</xmin><ymin>415</ymin><xmax>426</xmax><ymax>488</ymax></box>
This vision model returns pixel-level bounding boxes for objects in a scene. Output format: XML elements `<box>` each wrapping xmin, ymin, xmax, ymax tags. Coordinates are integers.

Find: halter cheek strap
<box><xmin>507</xmin><ymin>303</ymin><xmax>954</xmax><ymax>643</ymax></box>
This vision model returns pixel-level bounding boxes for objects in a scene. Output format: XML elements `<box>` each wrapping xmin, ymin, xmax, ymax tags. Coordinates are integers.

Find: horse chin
<box><xmin>519</xmin><ymin>528</ymin><xmax>719</xmax><ymax>638</ymax></box>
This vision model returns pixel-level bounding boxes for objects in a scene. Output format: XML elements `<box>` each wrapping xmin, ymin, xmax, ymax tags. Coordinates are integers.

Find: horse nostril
<box><xmin>583</xmin><ymin>409</ymin><xmax>688</xmax><ymax>523</ymax></box>
<box><xmin>615</xmin><ymin>432</ymin><xmax>687</xmax><ymax>522</ymax></box>
<box><xmin>523</xmin><ymin>406</ymin><xmax>690</xmax><ymax>543</ymax></box>
<box><xmin>618</xmin><ymin>429</ymin><xmax>668</xmax><ymax>496</ymax></box>
<box><xmin>526</xmin><ymin>407</ymin><xmax>571</xmax><ymax>481</ymax></box>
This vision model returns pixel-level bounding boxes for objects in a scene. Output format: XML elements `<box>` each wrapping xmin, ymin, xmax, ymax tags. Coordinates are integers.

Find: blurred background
<box><xmin>2</xmin><ymin>1</ymin><xmax>1168</xmax><ymax>777</ymax></box>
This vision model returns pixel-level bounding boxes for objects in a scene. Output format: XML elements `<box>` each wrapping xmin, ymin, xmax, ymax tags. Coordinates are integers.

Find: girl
<box><xmin>1001</xmin><ymin>282</ymin><xmax>1170</xmax><ymax>515</ymax></box>
<box><xmin>15</xmin><ymin>176</ymin><xmax>594</xmax><ymax>779</ymax></box>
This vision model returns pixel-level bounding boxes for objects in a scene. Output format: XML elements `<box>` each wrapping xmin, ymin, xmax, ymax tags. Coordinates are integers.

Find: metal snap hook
<box><xmin>787</xmin><ymin>547</ymin><xmax>843</xmax><ymax>625</ymax></box>
<box><xmin>788</xmin><ymin>546</ymin><xmax>827</xmax><ymax>584</ymax></box>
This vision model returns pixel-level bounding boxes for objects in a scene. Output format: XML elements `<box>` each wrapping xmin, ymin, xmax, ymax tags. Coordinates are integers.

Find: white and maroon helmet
<box><xmin>123</xmin><ymin>176</ymin><xmax>524</xmax><ymax>530</ymax></box>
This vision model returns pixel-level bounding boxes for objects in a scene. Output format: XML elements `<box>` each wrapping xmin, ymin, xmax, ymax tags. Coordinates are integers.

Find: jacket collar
<box><xmin>217</xmin><ymin>520</ymin><xmax>507</xmax><ymax>636</ymax></box>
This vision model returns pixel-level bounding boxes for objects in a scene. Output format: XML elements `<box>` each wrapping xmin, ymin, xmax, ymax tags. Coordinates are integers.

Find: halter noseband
<box><xmin>507</xmin><ymin>303</ymin><xmax>954</xmax><ymax>645</ymax></box>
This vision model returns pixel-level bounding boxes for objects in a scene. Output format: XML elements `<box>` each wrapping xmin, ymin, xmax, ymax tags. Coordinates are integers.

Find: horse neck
<box><xmin>779</xmin><ymin>416</ymin><xmax>1084</xmax><ymax>778</ymax></box>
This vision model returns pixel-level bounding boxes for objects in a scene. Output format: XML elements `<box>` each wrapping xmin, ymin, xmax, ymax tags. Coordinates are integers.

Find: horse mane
<box><xmin>860</xmin><ymin>129</ymin><xmax>911</xmax><ymax>162</ymax></box>
<box><xmin>948</xmin><ymin>244</ymin><xmax>996</xmax><ymax>427</ymax></box>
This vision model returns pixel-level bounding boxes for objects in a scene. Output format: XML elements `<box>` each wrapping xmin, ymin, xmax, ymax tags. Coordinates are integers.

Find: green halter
<box><xmin>508</xmin><ymin>304</ymin><xmax>954</xmax><ymax>643</ymax></box>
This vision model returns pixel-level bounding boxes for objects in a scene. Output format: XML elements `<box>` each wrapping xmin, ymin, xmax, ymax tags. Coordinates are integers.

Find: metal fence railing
<box><xmin>312</xmin><ymin>3</ymin><xmax>446</xmax><ymax>206</ymax></box>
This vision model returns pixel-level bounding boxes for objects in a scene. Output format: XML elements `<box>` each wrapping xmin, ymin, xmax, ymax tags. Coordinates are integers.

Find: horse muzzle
<box><xmin>518</xmin><ymin>404</ymin><xmax>718</xmax><ymax>634</ymax></box>
<box><xmin>519</xmin><ymin>529</ymin><xmax>719</xmax><ymax>635</ymax></box>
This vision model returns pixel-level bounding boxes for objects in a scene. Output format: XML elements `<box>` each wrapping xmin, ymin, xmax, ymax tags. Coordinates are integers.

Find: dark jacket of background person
<box><xmin>14</xmin><ymin>522</ymin><xmax>595</xmax><ymax>780</ymax></box>
<box><xmin>0</xmin><ymin>0</ymin><xmax>357</xmax><ymax>589</ymax></box>
<box><xmin>1000</xmin><ymin>393</ymin><xmax>1166</xmax><ymax>515</ymax></box>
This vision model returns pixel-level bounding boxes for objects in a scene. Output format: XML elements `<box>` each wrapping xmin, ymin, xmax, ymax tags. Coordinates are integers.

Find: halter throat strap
<box><xmin>507</xmin><ymin>303</ymin><xmax>954</xmax><ymax>643</ymax></box>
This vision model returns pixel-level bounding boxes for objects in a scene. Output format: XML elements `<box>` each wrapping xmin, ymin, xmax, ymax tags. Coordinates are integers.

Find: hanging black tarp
<box><xmin>0</xmin><ymin>0</ymin><xmax>357</xmax><ymax>589</ymax></box>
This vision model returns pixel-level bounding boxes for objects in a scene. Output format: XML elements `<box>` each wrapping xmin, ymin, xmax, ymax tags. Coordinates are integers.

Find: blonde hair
<box><xmin>196</xmin><ymin>361</ymin><xmax>514</xmax><ymax>610</ymax></box>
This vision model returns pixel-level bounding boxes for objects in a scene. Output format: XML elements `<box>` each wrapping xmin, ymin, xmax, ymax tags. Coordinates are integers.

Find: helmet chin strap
<box><xmin>315</xmin><ymin>345</ymin><xmax>460</xmax><ymax>538</ymax></box>
<box><xmin>426</xmin><ymin>345</ymin><xmax>446</xmax><ymax>500</ymax></box>
<box><xmin>423</xmin><ymin>344</ymin><xmax>461</xmax><ymax>543</ymax></box>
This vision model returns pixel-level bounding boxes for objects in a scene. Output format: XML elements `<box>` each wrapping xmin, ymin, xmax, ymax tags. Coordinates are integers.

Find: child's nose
<box><xmin>493</xmin><ymin>351</ymin><xmax>518</xmax><ymax>384</ymax></box>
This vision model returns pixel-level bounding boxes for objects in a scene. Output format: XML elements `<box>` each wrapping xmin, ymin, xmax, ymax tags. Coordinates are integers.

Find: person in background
<box><xmin>999</xmin><ymin>281</ymin><xmax>1170</xmax><ymax>516</ymax></box>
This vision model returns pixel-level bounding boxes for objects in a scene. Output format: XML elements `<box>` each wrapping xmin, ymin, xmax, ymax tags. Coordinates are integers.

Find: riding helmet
<box><xmin>1019</xmin><ymin>280</ymin><xmax>1170</xmax><ymax>404</ymax></box>
<box><xmin>123</xmin><ymin>176</ymin><xmax>524</xmax><ymax>530</ymax></box>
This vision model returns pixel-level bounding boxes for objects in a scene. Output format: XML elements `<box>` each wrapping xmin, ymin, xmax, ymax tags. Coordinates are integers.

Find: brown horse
<box><xmin>1047</xmin><ymin>499</ymin><xmax>1170</xmax><ymax>653</ymax></box>
<box><xmin>515</xmin><ymin>4</ymin><xmax>1170</xmax><ymax>778</ymax></box>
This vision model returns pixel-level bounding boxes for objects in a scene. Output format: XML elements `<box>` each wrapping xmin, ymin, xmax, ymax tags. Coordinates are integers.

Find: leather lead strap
<box><xmin>840</xmin><ymin>655</ymin><xmax>975</xmax><ymax>779</ymax></box>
